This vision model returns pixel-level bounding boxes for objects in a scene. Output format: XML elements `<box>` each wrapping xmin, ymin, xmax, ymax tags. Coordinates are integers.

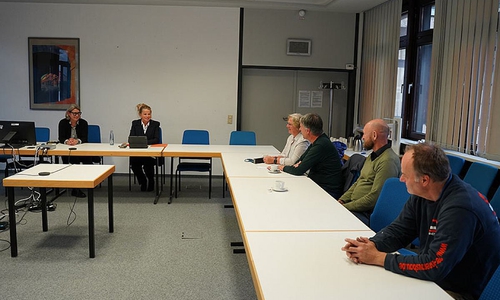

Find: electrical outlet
<box><xmin>227</xmin><ymin>115</ymin><xmax>233</xmax><ymax>124</ymax></box>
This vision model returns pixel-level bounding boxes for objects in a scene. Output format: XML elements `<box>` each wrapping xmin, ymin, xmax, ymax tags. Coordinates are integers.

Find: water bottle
<box><xmin>109</xmin><ymin>130</ymin><xmax>114</xmax><ymax>145</ymax></box>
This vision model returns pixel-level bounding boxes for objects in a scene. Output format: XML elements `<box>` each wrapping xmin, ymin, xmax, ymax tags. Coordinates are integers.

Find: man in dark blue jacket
<box><xmin>341</xmin><ymin>143</ymin><xmax>500</xmax><ymax>299</ymax></box>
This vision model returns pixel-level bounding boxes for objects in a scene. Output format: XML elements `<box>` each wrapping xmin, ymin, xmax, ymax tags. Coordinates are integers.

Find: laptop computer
<box><xmin>128</xmin><ymin>136</ymin><xmax>148</xmax><ymax>149</ymax></box>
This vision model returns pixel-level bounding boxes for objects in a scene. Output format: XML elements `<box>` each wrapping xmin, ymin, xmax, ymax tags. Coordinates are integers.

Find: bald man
<box><xmin>338</xmin><ymin>119</ymin><xmax>401</xmax><ymax>225</ymax></box>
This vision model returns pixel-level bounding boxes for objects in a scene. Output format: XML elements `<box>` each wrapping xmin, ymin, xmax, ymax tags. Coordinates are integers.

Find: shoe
<box><xmin>71</xmin><ymin>189</ymin><xmax>86</xmax><ymax>198</ymax></box>
<box><xmin>47</xmin><ymin>202</ymin><xmax>56</xmax><ymax>211</ymax></box>
<box><xmin>140</xmin><ymin>182</ymin><xmax>147</xmax><ymax>192</ymax></box>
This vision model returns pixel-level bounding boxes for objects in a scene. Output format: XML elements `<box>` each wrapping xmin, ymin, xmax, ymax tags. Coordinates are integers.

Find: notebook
<box><xmin>128</xmin><ymin>136</ymin><xmax>148</xmax><ymax>149</ymax></box>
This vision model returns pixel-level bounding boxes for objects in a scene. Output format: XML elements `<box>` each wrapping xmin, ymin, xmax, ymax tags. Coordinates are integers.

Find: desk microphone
<box><xmin>38</xmin><ymin>171</ymin><xmax>50</xmax><ymax>176</ymax></box>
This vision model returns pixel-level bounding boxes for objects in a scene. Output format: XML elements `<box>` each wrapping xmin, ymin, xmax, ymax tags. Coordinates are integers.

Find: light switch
<box><xmin>227</xmin><ymin>115</ymin><xmax>233</xmax><ymax>124</ymax></box>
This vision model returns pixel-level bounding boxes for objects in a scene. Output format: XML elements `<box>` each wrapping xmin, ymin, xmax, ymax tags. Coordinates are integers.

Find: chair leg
<box><xmin>175</xmin><ymin>170</ymin><xmax>178</xmax><ymax>198</ymax></box>
<box><xmin>209</xmin><ymin>169</ymin><xmax>212</xmax><ymax>199</ymax></box>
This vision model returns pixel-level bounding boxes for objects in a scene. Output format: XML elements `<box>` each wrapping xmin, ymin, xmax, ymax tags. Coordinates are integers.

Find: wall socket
<box><xmin>227</xmin><ymin>115</ymin><xmax>233</xmax><ymax>124</ymax></box>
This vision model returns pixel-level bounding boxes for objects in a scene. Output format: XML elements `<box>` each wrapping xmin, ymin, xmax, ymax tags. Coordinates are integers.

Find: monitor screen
<box><xmin>0</xmin><ymin>120</ymin><xmax>36</xmax><ymax>147</ymax></box>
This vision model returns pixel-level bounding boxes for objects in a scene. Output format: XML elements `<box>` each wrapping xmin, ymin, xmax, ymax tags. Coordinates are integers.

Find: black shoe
<box><xmin>71</xmin><ymin>189</ymin><xmax>86</xmax><ymax>198</ymax></box>
<box><xmin>47</xmin><ymin>202</ymin><xmax>56</xmax><ymax>211</ymax></box>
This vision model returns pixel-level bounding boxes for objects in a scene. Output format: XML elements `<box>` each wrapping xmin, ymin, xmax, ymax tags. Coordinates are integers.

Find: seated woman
<box><xmin>129</xmin><ymin>103</ymin><xmax>160</xmax><ymax>192</ymax></box>
<box><xmin>58</xmin><ymin>104</ymin><xmax>92</xmax><ymax>198</ymax></box>
<box><xmin>263</xmin><ymin>113</ymin><xmax>309</xmax><ymax>166</ymax></box>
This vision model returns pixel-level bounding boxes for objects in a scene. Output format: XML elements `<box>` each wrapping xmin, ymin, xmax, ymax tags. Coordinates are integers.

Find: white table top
<box><xmin>2</xmin><ymin>164</ymin><xmax>115</xmax><ymax>188</ymax></box>
<box><xmin>228</xmin><ymin>177</ymin><xmax>371</xmax><ymax>232</ymax></box>
<box><xmin>221</xmin><ymin>152</ymin><xmax>293</xmax><ymax>178</ymax></box>
<box><xmin>246</xmin><ymin>231</ymin><xmax>452</xmax><ymax>300</ymax></box>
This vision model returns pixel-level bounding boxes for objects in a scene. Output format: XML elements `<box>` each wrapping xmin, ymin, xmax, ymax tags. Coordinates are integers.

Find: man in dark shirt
<box><xmin>341</xmin><ymin>143</ymin><xmax>500</xmax><ymax>299</ymax></box>
<box><xmin>278</xmin><ymin>113</ymin><xmax>343</xmax><ymax>198</ymax></box>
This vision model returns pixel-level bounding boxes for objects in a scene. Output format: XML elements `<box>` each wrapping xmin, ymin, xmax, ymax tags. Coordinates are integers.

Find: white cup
<box><xmin>274</xmin><ymin>180</ymin><xmax>285</xmax><ymax>190</ymax></box>
<box><xmin>269</xmin><ymin>165</ymin><xmax>278</xmax><ymax>172</ymax></box>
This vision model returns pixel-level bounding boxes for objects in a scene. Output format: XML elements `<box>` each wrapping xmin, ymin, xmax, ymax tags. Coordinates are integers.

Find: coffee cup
<box><xmin>274</xmin><ymin>180</ymin><xmax>285</xmax><ymax>190</ymax></box>
<box><xmin>269</xmin><ymin>165</ymin><xmax>278</xmax><ymax>172</ymax></box>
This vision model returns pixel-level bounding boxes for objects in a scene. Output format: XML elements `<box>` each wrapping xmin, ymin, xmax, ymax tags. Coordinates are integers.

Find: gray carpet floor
<box><xmin>0</xmin><ymin>174</ymin><xmax>256</xmax><ymax>300</ymax></box>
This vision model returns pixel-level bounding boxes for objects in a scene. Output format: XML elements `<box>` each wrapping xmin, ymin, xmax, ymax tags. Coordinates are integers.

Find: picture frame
<box><xmin>28</xmin><ymin>37</ymin><xmax>80</xmax><ymax>110</ymax></box>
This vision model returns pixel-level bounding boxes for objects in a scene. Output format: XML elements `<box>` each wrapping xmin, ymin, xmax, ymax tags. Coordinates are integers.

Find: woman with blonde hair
<box><xmin>263</xmin><ymin>113</ymin><xmax>309</xmax><ymax>166</ymax></box>
<box><xmin>129</xmin><ymin>103</ymin><xmax>160</xmax><ymax>191</ymax></box>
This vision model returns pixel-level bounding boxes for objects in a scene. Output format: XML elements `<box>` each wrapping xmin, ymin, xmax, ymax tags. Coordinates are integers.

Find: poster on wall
<box><xmin>298</xmin><ymin>90</ymin><xmax>311</xmax><ymax>108</ymax></box>
<box><xmin>311</xmin><ymin>91</ymin><xmax>323</xmax><ymax>108</ymax></box>
<box><xmin>28</xmin><ymin>37</ymin><xmax>80</xmax><ymax>110</ymax></box>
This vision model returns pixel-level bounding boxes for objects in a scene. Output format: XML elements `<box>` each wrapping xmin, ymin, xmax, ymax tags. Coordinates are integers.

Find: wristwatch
<box><xmin>274</xmin><ymin>157</ymin><xmax>278</xmax><ymax>164</ymax></box>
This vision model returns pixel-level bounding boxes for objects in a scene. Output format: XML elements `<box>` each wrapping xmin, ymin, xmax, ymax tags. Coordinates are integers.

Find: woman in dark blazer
<box><xmin>130</xmin><ymin>103</ymin><xmax>160</xmax><ymax>191</ymax></box>
<box><xmin>58</xmin><ymin>104</ymin><xmax>92</xmax><ymax>197</ymax></box>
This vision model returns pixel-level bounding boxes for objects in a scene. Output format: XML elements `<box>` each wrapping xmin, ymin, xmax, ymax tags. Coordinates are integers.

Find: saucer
<box><xmin>272</xmin><ymin>187</ymin><xmax>288</xmax><ymax>192</ymax></box>
<box><xmin>268</xmin><ymin>170</ymin><xmax>281</xmax><ymax>174</ymax></box>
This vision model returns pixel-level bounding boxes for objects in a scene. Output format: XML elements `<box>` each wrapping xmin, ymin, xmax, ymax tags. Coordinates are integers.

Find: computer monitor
<box><xmin>0</xmin><ymin>120</ymin><xmax>36</xmax><ymax>147</ymax></box>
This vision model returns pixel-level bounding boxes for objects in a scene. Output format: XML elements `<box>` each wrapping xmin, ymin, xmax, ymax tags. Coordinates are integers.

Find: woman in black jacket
<box><xmin>130</xmin><ymin>103</ymin><xmax>160</xmax><ymax>191</ymax></box>
<box><xmin>58</xmin><ymin>104</ymin><xmax>92</xmax><ymax>197</ymax></box>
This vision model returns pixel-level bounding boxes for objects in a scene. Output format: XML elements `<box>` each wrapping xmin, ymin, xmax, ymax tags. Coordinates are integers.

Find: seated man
<box><xmin>277</xmin><ymin>113</ymin><xmax>343</xmax><ymax>198</ymax></box>
<box><xmin>341</xmin><ymin>143</ymin><xmax>500</xmax><ymax>299</ymax></box>
<box><xmin>338</xmin><ymin>119</ymin><xmax>400</xmax><ymax>225</ymax></box>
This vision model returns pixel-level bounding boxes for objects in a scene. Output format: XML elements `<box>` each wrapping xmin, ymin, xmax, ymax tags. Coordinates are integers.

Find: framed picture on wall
<box><xmin>28</xmin><ymin>37</ymin><xmax>80</xmax><ymax>110</ymax></box>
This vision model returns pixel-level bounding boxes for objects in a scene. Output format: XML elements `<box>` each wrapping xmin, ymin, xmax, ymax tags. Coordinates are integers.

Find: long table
<box><xmin>10</xmin><ymin>143</ymin><xmax>165</xmax><ymax>203</ymax></box>
<box><xmin>246</xmin><ymin>231</ymin><xmax>451</xmax><ymax>299</ymax></box>
<box><xmin>2</xmin><ymin>164</ymin><xmax>115</xmax><ymax>258</ymax></box>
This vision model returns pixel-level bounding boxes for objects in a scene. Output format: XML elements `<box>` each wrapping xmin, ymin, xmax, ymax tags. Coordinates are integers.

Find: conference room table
<box><xmin>2</xmin><ymin>164</ymin><xmax>115</xmax><ymax>258</ymax></box>
<box><xmin>12</xmin><ymin>143</ymin><xmax>165</xmax><ymax>203</ymax></box>
<box><xmin>245</xmin><ymin>231</ymin><xmax>452</xmax><ymax>300</ymax></box>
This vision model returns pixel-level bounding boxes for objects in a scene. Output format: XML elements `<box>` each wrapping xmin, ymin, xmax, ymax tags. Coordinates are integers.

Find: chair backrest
<box><xmin>229</xmin><ymin>131</ymin><xmax>256</xmax><ymax>145</ymax></box>
<box><xmin>88</xmin><ymin>125</ymin><xmax>101</xmax><ymax>143</ymax></box>
<box><xmin>479</xmin><ymin>265</ymin><xmax>500</xmax><ymax>300</ymax></box>
<box><xmin>158</xmin><ymin>127</ymin><xmax>163</xmax><ymax>144</ymax></box>
<box><xmin>446</xmin><ymin>154</ymin><xmax>465</xmax><ymax>176</ymax></box>
<box><xmin>370</xmin><ymin>177</ymin><xmax>410</xmax><ymax>232</ymax></box>
<box><xmin>463</xmin><ymin>162</ymin><xmax>498</xmax><ymax>196</ymax></box>
<box><xmin>35</xmin><ymin>127</ymin><xmax>50</xmax><ymax>143</ymax></box>
<box><xmin>341</xmin><ymin>153</ymin><xmax>366</xmax><ymax>193</ymax></box>
<box><xmin>489</xmin><ymin>188</ymin><xmax>500</xmax><ymax>218</ymax></box>
<box><xmin>182</xmin><ymin>130</ymin><xmax>209</xmax><ymax>145</ymax></box>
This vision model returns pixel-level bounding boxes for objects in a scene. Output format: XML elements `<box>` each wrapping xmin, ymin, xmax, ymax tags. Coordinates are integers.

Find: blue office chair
<box><xmin>446</xmin><ymin>154</ymin><xmax>465</xmax><ymax>176</ymax></box>
<box><xmin>87</xmin><ymin>124</ymin><xmax>103</xmax><ymax>164</ymax></box>
<box><xmin>370</xmin><ymin>178</ymin><xmax>416</xmax><ymax>256</ymax></box>
<box><xmin>463</xmin><ymin>162</ymin><xmax>498</xmax><ymax>196</ymax></box>
<box><xmin>129</xmin><ymin>127</ymin><xmax>165</xmax><ymax>191</ymax></box>
<box><xmin>479</xmin><ymin>265</ymin><xmax>500</xmax><ymax>300</ymax></box>
<box><xmin>489</xmin><ymin>188</ymin><xmax>500</xmax><ymax>220</ymax></box>
<box><xmin>175</xmin><ymin>130</ymin><xmax>212</xmax><ymax>199</ymax></box>
<box><xmin>35</xmin><ymin>127</ymin><xmax>50</xmax><ymax>143</ymax></box>
<box><xmin>229</xmin><ymin>131</ymin><xmax>256</xmax><ymax>145</ymax></box>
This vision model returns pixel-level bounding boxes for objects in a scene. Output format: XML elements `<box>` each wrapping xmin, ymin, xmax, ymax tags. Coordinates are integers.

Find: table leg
<box><xmin>108</xmin><ymin>175</ymin><xmax>114</xmax><ymax>233</ymax></box>
<box><xmin>88</xmin><ymin>188</ymin><xmax>95</xmax><ymax>258</ymax></box>
<box><xmin>41</xmin><ymin>188</ymin><xmax>48</xmax><ymax>232</ymax></box>
<box><xmin>154</xmin><ymin>157</ymin><xmax>162</xmax><ymax>204</ymax></box>
<box><xmin>169</xmin><ymin>157</ymin><xmax>174</xmax><ymax>204</ymax></box>
<box><xmin>8</xmin><ymin>187</ymin><xmax>18</xmax><ymax>257</ymax></box>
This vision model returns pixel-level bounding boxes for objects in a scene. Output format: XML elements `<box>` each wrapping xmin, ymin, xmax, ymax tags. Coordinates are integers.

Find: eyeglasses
<box><xmin>70</xmin><ymin>111</ymin><xmax>82</xmax><ymax>116</ymax></box>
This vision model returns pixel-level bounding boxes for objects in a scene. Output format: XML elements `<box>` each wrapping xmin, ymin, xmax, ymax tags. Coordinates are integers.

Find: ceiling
<box><xmin>0</xmin><ymin>0</ymin><xmax>389</xmax><ymax>13</ymax></box>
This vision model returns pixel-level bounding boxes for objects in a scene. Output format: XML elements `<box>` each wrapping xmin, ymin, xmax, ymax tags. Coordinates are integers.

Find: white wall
<box><xmin>0</xmin><ymin>3</ymin><xmax>240</xmax><ymax>173</ymax></box>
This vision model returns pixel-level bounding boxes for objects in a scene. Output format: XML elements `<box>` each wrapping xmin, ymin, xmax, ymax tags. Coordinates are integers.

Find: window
<box><xmin>397</xmin><ymin>0</ymin><xmax>435</xmax><ymax>140</ymax></box>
